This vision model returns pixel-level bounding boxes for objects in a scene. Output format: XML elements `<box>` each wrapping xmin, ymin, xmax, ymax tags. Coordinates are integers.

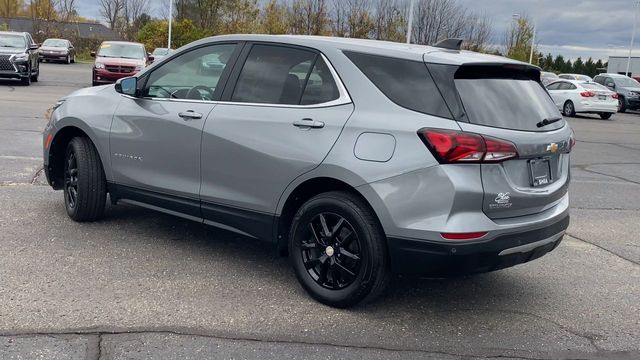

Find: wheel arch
<box><xmin>47</xmin><ymin>124</ymin><xmax>107</xmax><ymax>190</ymax></box>
<box><xmin>274</xmin><ymin>174</ymin><xmax>386</xmax><ymax>256</ymax></box>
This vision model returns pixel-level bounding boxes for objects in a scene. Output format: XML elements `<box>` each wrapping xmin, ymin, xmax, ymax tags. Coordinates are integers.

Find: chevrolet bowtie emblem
<box><xmin>547</xmin><ymin>143</ymin><xmax>559</xmax><ymax>153</ymax></box>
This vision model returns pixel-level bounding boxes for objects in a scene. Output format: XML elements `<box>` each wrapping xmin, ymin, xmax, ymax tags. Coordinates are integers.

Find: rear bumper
<box><xmin>576</xmin><ymin>100</ymin><xmax>618</xmax><ymax>113</ymax></box>
<box><xmin>387</xmin><ymin>214</ymin><xmax>569</xmax><ymax>276</ymax></box>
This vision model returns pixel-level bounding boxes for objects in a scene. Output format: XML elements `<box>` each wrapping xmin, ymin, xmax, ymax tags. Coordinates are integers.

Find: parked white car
<box><xmin>558</xmin><ymin>73</ymin><xmax>593</xmax><ymax>82</ymax></box>
<box><xmin>546</xmin><ymin>80</ymin><xmax>618</xmax><ymax>119</ymax></box>
<box><xmin>540</xmin><ymin>71</ymin><xmax>559</xmax><ymax>85</ymax></box>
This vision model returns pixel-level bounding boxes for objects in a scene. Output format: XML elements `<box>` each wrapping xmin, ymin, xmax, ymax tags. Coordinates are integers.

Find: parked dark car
<box><xmin>594</xmin><ymin>73</ymin><xmax>640</xmax><ymax>112</ymax></box>
<box><xmin>91</xmin><ymin>41</ymin><xmax>152</xmax><ymax>86</ymax></box>
<box><xmin>0</xmin><ymin>31</ymin><xmax>40</xmax><ymax>85</ymax></box>
<box><xmin>39</xmin><ymin>38</ymin><xmax>75</xmax><ymax>64</ymax></box>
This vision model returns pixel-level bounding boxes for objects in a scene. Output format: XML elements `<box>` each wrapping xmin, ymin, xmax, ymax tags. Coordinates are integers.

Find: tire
<box><xmin>71</xmin><ymin>54</ymin><xmax>75</xmax><ymax>63</ymax></box>
<box><xmin>63</xmin><ymin>137</ymin><xmax>107</xmax><ymax>222</ymax></box>
<box><xmin>31</xmin><ymin>64</ymin><xmax>39</xmax><ymax>82</ymax></box>
<box><xmin>66</xmin><ymin>55</ymin><xmax>71</xmax><ymax>64</ymax></box>
<box><xmin>600</xmin><ymin>112</ymin><xmax>613</xmax><ymax>120</ymax></box>
<box><xmin>618</xmin><ymin>96</ymin><xmax>626</xmax><ymax>113</ymax></box>
<box><xmin>562</xmin><ymin>100</ymin><xmax>575</xmax><ymax>117</ymax></box>
<box><xmin>289</xmin><ymin>191</ymin><xmax>390</xmax><ymax>308</ymax></box>
<box><xmin>21</xmin><ymin>66</ymin><xmax>31</xmax><ymax>86</ymax></box>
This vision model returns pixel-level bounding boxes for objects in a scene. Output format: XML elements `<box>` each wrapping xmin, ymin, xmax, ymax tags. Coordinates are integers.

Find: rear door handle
<box><xmin>293</xmin><ymin>118</ymin><xmax>324</xmax><ymax>129</ymax></box>
<box><xmin>178</xmin><ymin>111</ymin><xmax>203</xmax><ymax>120</ymax></box>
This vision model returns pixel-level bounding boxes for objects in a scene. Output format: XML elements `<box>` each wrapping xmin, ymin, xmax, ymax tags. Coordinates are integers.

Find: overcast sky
<box><xmin>77</xmin><ymin>0</ymin><xmax>640</xmax><ymax>61</ymax></box>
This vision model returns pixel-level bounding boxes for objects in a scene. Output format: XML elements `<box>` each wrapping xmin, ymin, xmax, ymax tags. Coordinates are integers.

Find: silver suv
<box><xmin>43</xmin><ymin>35</ymin><xmax>573</xmax><ymax>307</ymax></box>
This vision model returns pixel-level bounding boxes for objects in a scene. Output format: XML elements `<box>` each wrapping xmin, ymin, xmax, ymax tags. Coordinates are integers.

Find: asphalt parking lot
<box><xmin>0</xmin><ymin>63</ymin><xmax>638</xmax><ymax>359</ymax></box>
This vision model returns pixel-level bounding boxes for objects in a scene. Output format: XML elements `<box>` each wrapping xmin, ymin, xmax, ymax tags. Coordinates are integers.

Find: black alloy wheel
<box><xmin>301</xmin><ymin>212</ymin><xmax>362</xmax><ymax>290</ymax></box>
<box><xmin>64</xmin><ymin>150</ymin><xmax>79</xmax><ymax>209</ymax></box>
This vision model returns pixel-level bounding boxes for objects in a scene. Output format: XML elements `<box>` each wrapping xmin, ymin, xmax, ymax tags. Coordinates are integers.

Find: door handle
<box><xmin>293</xmin><ymin>118</ymin><xmax>324</xmax><ymax>129</ymax></box>
<box><xmin>178</xmin><ymin>111</ymin><xmax>203</xmax><ymax>120</ymax></box>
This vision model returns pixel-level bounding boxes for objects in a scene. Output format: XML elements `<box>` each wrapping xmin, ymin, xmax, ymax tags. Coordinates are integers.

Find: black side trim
<box><xmin>109</xmin><ymin>183</ymin><xmax>201</xmax><ymax>218</ymax></box>
<box><xmin>387</xmin><ymin>215</ymin><xmax>570</xmax><ymax>276</ymax></box>
<box><xmin>108</xmin><ymin>182</ymin><xmax>275</xmax><ymax>242</ymax></box>
<box><xmin>201</xmin><ymin>201</ymin><xmax>274</xmax><ymax>242</ymax></box>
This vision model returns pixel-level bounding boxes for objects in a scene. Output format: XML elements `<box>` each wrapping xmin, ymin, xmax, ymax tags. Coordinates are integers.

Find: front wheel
<box><xmin>21</xmin><ymin>66</ymin><xmax>31</xmax><ymax>86</ymax></box>
<box><xmin>63</xmin><ymin>137</ymin><xmax>107</xmax><ymax>222</ymax></box>
<box><xmin>289</xmin><ymin>191</ymin><xmax>390</xmax><ymax>308</ymax></box>
<box><xmin>618</xmin><ymin>96</ymin><xmax>626</xmax><ymax>113</ymax></box>
<box><xmin>600</xmin><ymin>112</ymin><xmax>613</xmax><ymax>120</ymax></box>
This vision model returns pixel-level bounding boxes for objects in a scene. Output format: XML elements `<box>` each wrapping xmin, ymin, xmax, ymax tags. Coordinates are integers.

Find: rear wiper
<box><xmin>537</xmin><ymin>117</ymin><xmax>563</xmax><ymax>128</ymax></box>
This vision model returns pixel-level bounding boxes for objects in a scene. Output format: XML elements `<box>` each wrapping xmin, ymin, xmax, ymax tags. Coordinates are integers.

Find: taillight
<box><xmin>612</xmin><ymin>93</ymin><xmax>619</xmax><ymax>99</ymax></box>
<box><xmin>418</xmin><ymin>129</ymin><xmax>518</xmax><ymax>163</ymax></box>
<box><xmin>441</xmin><ymin>232</ymin><xmax>488</xmax><ymax>240</ymax></box>
<box><xmin>580</xmin><ymin>91</ymin><xmax>595</xmax><ymax>97</ymax></box>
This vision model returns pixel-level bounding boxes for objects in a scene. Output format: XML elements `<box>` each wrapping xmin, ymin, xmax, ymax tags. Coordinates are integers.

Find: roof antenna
<box><xmin>433</xmin><ymin>38</ymin><xmax>463</xmax><ymax>51</ymax></box>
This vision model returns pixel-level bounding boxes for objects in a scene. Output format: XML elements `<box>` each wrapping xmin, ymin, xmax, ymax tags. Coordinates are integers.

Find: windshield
<box><xmin>455</xmin><ymin>66</ymin><xmax>563</xmax><ymax>132</ymax></box>
<box><xmin>615</xmin><ymin>77</ymin><xmax>640</xmax><ymax>88</ymax></box>
<box><xmin>97</xmin><ymin>43</ymin><xmax>145</xmax><ymax>59</ymax></box>
<box><xmin>43</xmin><ymin>39</ymin><xmax>67</xmax><ymax>47</ymax></box>
<box><xmin>0</xmin><ymin>34</ymin><xmax>26</xmax><ymax>48</ymax></box>
<box><xmin>152</xmin><ymin>48</ymin><xmax>169</xmax><ymax>56</ymax></box>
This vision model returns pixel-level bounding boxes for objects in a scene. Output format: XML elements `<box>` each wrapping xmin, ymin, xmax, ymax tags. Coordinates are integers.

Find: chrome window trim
<box><xmin>137</xmin><ymin>53</ymin><xmax>352</xmax><ymax>109</ymax></box>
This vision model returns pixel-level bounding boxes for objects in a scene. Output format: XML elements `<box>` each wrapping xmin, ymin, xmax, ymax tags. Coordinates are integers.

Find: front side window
<box><xmin>143</xmin><ymin>44</ymin><xmax>236</xmax><ymax>100</ymax></box>
<box><xmin>231</xmin><ymin>44</ymin><xmax>339</xmax><ymax>105</ymax></box>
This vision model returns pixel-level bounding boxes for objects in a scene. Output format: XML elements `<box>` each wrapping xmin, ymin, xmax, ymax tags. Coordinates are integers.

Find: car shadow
<box><xmin>91</xmin><ymin>201</ymin><xmax>542</xmax><ymax>311</ymax></box>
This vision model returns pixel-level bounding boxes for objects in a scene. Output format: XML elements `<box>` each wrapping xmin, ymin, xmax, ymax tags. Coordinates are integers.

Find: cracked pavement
<box><xmin>0</xmin><ymin>64</ymin><xmax>638</xmax><ymax>359</ymax></box>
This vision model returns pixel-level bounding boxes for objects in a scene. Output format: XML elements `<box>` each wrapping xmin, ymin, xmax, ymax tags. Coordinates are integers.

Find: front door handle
<box><xmin>178</xmin><ymin>110</ymin><xmax>203</xmax><ymax>120</ymax></box>
<box><xmin>293</xmin><ymin>118</ymin><xmax>325</xmax><ymax>129</ymax></box>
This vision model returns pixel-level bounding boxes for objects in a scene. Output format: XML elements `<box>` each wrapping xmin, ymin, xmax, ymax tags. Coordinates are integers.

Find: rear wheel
<box><xmin>562</xmin><ymin>100</ymin><xmax>575</xmax><ymax>117</ymax></box>
<box><xmin>289</xmin><ymin>191</ymin><xmax>390</xmax><ymax>308</ymax></box>
<box><xmin>63</xmin><ymin>137</ymin><xmax>107</xmax><ymax>222</ymax></box>
<box><xmin>600</xmin><ymin>112</ymin><xmax>613</xmax><ymax>120</ymax></box>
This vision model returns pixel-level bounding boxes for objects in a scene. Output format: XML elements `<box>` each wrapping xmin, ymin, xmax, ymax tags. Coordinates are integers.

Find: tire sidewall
<box><xmin>289</xmin><ymin>195</ymin><xmax>381</xmax><ymax>307</ymax></box>
<box><xmin>63</xmin><ymin>142</ymin><xmax>78</xmax><ymax>217</ymax></box>
<box><xmin>563</xmin><ymin>101</ymin><xmax>574</xmax><ymax>116</ymax></box>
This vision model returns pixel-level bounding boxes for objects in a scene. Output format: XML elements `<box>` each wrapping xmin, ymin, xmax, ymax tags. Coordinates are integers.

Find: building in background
<box><xmin>0</xmin><ymin>16</ymin><xmax>119</xmax><ymax>42</ymax></box>
<box><xmin>607</xmin><ymin>56</ymin><xmax>640</xmax><ymax>77</ymax></box>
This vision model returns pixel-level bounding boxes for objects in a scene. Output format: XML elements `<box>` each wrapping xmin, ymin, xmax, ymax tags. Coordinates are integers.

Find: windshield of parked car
<box><xmin>0</xmin><ymin>34</ymin><xmax>26</xmax><ymax>48</ymax></box>
<box><xmin>152</xmin><ymin>48</ymin><xmax>170</xmax><ymax>56</ymax></box>
<box><xmin>615</xmin><ymin>77</ymin><xmax>640</xmax><ymax>88</ymax></box>
<box><xmin>42</xmin><ymin>39</ymin><xmax>68</xmax><ymax>47</ymax></box>
<box><xmin>97</xmin><ymin>43</ymin><xmax>145</xmax><ymax>59</ymax></box>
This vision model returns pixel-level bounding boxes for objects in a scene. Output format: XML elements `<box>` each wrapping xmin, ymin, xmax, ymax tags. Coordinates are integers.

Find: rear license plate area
<box><xmin>529</xmin><ymin>158</ymin><xmax>552</xmax><ymax>187</ymax></box>
<box><xmin>598</xmin><ymin>95</ymin><xmax>606</xmax><ymax>100</ymax></box>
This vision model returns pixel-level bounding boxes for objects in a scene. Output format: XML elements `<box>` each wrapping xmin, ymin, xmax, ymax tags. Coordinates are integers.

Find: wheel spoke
<box><xmin>334</xmin><ymin>261</ymin><xmax>356</xmax><ymax>277</ymax></box>
<box><xmin>337</xmin><ymin>229</ymin><xmax>354</xmax><ymax>247</ymax></box>
<box><xmin>339</xmin><ymin>248</ymin><xmax>360</xmax><ymax>261</ymax></box>
<box><xmin>304</xmin><ymin>253</ymin><xmax>328</xmax><ymax>270</ymax></box>
<box><xmin>330</xmin><ymin>218</ymin><xmax>344</xmax><ymax>237</ymax></box>
<box><xmin>319</xmin><ymin>214</ymin><xmax>330</xmax><ymax>237</ymax></box>
<box><xmin>308</xmin><ymin>223</ymin><xmax>322</xmax><ymax>245</ymax></box>
<box><xmin>301</xmin><ymin>241</ymin><xmax>316</xmax><ymax>249</ymax></box>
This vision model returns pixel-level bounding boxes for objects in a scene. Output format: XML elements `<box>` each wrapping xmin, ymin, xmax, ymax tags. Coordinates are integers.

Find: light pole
<box><xmin>168</xmin><ymin>0</ymin><xmax>173</xmax><ymax>49</ymax></box>
<box><xmin>406</xmin><ymin>0</ymin><xmax>415</xmax><ymax>44</ymax></box>
<box><xmin>626</xmin><ymin>0</ymin><xmax>640</xmax><ymax>76</ymax></box>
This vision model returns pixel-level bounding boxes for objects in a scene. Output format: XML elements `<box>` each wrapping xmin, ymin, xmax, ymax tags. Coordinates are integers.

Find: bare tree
<box><xmin>57</xmin><ymin>0</ymin><xmax>77</xmax><ymax>21</ymax></box>
<box><xmin>123</xmin><ymin>0</ymin><xmax>149</xmax><ymax>39</ymax></box>
<box><xmin>462</xmin><ymin>12</ymin><xmax>491</xmax><ymax>52</ymax></box>
<box><xmin>288</xmin><ymin>0</ymin><xmax>330</xmax><ymax>35</ymax></box>
<box><xmin>100</xmin><ymin>0</ymin><xmax>125</xmax><ymax>30</ymax></box>
<box><xmin>372</xmin><ymin>0</ymin><xmax>406</xmax><ymax>42</ymax></box>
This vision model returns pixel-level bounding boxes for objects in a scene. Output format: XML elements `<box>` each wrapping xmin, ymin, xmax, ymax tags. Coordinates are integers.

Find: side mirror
<box><xmin>115</xmin><ymin>77</ymin><xmax>138</xmax><ymax>96</ymax></box>
<box><xmin>147</xmin><ymin>55</ymin><xmax>154</xmax><ymax>63</ymax></box>
<box><xmin>29</xmin><ymin>44</ymin><xmax>39</xmax><ymax>50</ymax></box>
<box><xmin>90</xmin><ymin>51</ymin><xmax>96</xmax><ymax>58</ymax></box>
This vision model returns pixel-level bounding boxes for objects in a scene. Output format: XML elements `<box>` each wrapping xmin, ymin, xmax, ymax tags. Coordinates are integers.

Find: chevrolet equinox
<box><xmin>43</xmin><ymin>35</ymin><xmax>573</xmax><ymax>307</ymax></box>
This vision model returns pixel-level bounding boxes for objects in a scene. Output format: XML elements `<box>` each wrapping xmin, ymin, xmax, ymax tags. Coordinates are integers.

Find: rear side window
<box><xmin>454</xmin><ymin>65</ymin><xmax>563</xmax><ymax>132</ymax></box>
<box><xmin>231</xmin><ymin>44</ymin><xmax>339</xmax><ymax>105</ymax></box>
<box><xmin>546</xmin><ymin>82</ymin><xmax>561</xmax><ymax>90</ymax></box>
<box><xmin>345</xmin><ymin>51</ymin><xmax>452</xmax><ymax>119</ymax></box>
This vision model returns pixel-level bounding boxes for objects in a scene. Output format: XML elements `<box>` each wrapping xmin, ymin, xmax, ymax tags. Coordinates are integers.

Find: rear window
<box><xmin>581</xmin><ymin>82</ymin><xmax>608</xmax><ymax>90</ymax></box>
<box><xmin>345</xmin><ymin>51</ymin><xmax>452</xmax><ymax>119</ymax></box>
<box><xmin>454</xmin><ymin>65</ymin><xmax>563</xmax><ymax>132</ymax></box>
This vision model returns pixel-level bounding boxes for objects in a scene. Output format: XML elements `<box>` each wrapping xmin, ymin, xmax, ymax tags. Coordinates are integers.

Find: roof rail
<box><xmin>433</xmin><ymin>38</ymin><xmax>463</xmax><ymax>51</ymax></box>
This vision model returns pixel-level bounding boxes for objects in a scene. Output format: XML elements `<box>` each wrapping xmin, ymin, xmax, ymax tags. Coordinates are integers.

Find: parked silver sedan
<box><xmin>43</xmin><ymin>35</ymin><xmax>573</xmax><ymax>307</ymax></box>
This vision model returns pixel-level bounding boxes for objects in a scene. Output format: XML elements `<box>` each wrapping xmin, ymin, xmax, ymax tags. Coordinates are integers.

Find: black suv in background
<box><xmin>0</xmin><ymin>31</ymin><xmax>40</xmax><ymax>85</ymax></box>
